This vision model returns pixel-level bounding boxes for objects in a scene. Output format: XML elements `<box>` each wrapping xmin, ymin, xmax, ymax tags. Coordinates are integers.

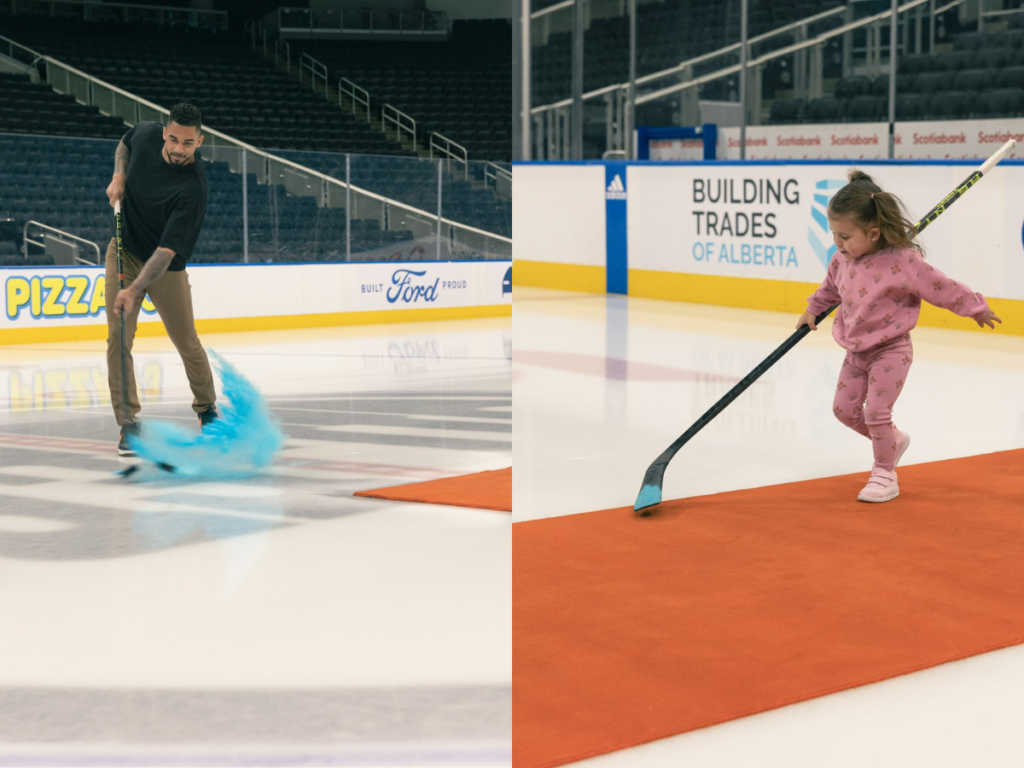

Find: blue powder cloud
<box><xmin>126</xmin><ymin>350</ymin><xmax>285</xmax><ymax>479</ymax></box>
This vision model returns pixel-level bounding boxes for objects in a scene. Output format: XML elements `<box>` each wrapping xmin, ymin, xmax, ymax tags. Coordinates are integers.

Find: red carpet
<box><xmin>514</xmin><ymin>449</ymin><xmax>1024</xmax><ymax>768</ymax></box>
<box><xmin>355</xmin><ymin>467</ymin><xmax>511</xmax><ymax>512</ymax></box>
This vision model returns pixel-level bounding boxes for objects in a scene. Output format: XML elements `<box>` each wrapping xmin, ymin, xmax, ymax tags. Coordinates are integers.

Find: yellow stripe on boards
<box><xmin>514</xmin><ymin>260</ymin><xmax>607</xmax><ymax>294</ymax></box>
<box><xmin>629</xmin><ymin>270</ymin><xmax>818</xmax><ymax>314</ymax></box>
<box><xmin>628</xmin><ymin>269</ymin><xmax>1024</xmax><ymax>337</ymax></box>
<box><xmin>0</xmin><ymin>305</ymin><xmax>511</xmax><ymax>346</ymax></box>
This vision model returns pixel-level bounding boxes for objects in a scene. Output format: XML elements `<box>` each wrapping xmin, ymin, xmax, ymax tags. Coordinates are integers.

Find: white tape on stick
<box><xmin>980</xmin><ymin>139</ymin><xmax>1018</xmax><ymax>176</ymax></box>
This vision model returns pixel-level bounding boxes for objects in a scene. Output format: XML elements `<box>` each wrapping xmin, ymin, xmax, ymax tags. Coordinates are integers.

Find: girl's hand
<box><xmin>976</xmin><ymin>308</ymin><xmax>1002</xmax><ymax>329</ymax></box>
<box><xmin>797</xmin><ymin>310</ymin><xmax>818</xmax><ymax>331</ymax></box>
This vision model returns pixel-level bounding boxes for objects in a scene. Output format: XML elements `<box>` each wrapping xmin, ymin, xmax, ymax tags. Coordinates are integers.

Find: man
<box><xmin>105</xmin><ymin>102</ymin><xmax>217</xmax><ymax>456</ymax></box>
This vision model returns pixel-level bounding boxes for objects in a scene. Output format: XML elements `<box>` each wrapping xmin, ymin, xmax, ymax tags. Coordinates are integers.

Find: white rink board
<box><xmin>512</xmin><ymin>164</ymin><xmax>606</xmax><ymax>267</ymax></box>
<box><xmin>1</xmin><ymin>260</ymin><xmax>513</xmax><ymax>331</ymax></box>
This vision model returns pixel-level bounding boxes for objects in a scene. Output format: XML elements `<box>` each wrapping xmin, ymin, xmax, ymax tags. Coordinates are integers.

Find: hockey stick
<box><xmin>114</xmin><ymin>200</ymin><xmax>129</xmax><ymax>429</ymax></box>
<box><xmin>114</xmin><ymin>202</ymin><xmax>175</xmax><ymax>478</ymax></box>
<box><xmin>634</xmin><ymin>138</ymin><xmax>1018</xmax><ymax>515</ymax></box>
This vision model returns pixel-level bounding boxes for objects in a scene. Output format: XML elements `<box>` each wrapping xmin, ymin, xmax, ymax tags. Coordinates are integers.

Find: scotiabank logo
<box><xmin>809</xmin><ymin>179</ymin><xmax>845</xmax><ymax>270</ymax></box>
<box><xmin>912</xmin><ymin>131</ymin><xmax>967</xmax><ymax>145</ymax></box>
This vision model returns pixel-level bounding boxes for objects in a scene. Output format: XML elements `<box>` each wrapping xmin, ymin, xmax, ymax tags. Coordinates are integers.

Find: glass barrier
<box><xmin>530</xmin><ymin>2</ymin><xmax>573</xmax><ymax>160</ymax></box>
<box><xmin>0</xmin><ymin>26</ymin><xmax>512</xmax><ymax>269</ymax></box>
<box><xmin>444</xmin><ymin>159</ymin><xmax>512</xmax><ymax>247</ymax></box>
<box><xmin>0</xmin><ymin>133</ymin><xmax>511</xmax><ymax>268</ymax></box>
<box><xmin>611</xmin><ymin>0</ymin><xmax>1006</xmax><ymax>151</ymax></box>
<box><xmin>0</xmin><ymin>133</ymin><xmax>117</xmax><ymax>267</ymax></box>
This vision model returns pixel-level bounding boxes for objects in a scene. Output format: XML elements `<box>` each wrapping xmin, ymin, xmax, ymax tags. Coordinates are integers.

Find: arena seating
<box><xmin>277</xmin><ymin>150</ymin><xmax>512</xmax><ymax>239</ymax></box>
<box><xmin>1</xmin><ymin>15</ymin><xmax>511</xmax><ymax>239</ymax></box>
<box><xmin>287</xmin><ymin>19</ymin><xmax>512</xmax><ymax>161</ymax></box>
<box><xmin>0</xmin><ymin>72</ymin><xmax>126</xmax><ymax>139</ymax></box>
<box><xmin>770</xmin><ymin>18</ymin><xmax>1024</xmax><ymax>123</ymax></box>
<box><xmin>0</xmin><ymin>133</ymin><xmax>420</xmax><ymax>265</ymax></box>
<box><xmin>0</xmin><ymin>17</ymin><xmax>410</xmax><ymax>157</ymax></box>
<box><xmin>531</xmin><ymin>0</ymin><xmax>843</xmax><ymax>106</ymax></box>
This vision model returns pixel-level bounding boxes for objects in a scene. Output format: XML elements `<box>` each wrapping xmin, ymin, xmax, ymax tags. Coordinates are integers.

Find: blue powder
<box><xmin>126</xmin><ymin>350</ymin><xmax>285</xmax><ymax>480</ymax></box>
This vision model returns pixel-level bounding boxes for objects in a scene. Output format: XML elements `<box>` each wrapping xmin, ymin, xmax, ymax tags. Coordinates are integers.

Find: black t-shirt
<box><xmin>121</xmin><ymin>121</ymin><xmax>208</xmax><ymax>271</ymax></box>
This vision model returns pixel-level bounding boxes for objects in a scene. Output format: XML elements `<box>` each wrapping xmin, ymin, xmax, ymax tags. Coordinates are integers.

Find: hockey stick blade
<box><xmin>117</xmin><ymin>462</ymin><xmax>177</xmax><ymax>479</ymax></box>
<box><xmin>633</xmin><ymin>307</ymin><xmax>833</xmax><ymax>515</ymax></box>
<box><xmin>632</xmin><ymin>139</ymin><xmax>1016</xmax><ymax>516</ymax></box>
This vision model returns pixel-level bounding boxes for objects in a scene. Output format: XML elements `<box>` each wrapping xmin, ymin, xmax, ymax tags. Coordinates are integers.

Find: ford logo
<box><xmin>387</xmin><ymin>269</ymin><xmax>439</xmax><ymax>304</ymax></box>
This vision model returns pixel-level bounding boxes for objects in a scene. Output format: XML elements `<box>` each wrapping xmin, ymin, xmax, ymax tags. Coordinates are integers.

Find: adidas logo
<box><xmin>606</xmin><ymin>174</ymin><xmax>627</xmax><ymax>200</ymax></box>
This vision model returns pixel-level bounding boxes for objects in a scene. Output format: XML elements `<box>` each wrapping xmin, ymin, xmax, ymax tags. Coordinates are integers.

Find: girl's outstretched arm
<box><xmin>908</xmin><ymin>256</ymin><xmax>999</xmax><ymax>329</ymax></box>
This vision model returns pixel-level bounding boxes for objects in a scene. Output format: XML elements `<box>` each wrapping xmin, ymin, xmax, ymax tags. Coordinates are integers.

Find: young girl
<box><xmin>798</xmin><ymin>170</ymin><xmax>1001</xmax><ymax>503</ymax></box>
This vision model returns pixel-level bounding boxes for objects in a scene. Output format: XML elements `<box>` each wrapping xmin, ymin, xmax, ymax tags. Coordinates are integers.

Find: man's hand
<box><xmin>112</xmin><ymin>283</ymin><xmax>139</xmax><ymax>318</ymax></box>
<box><xmin>107</xmin><ymin>173</ymin><xmax>126</xmax><ymax>209</ymax></box>
<box><xmin>796</xmin><ymin>310</ymin><xmax>818</xmax><ymax>331</ymax></box>
<box><xmin>975</xmin><ymin>307</ymin><xmax>1002</xmax><ymax>329</ymax></box>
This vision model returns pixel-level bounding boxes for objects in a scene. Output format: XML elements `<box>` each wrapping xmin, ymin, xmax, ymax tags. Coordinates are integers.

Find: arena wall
<box><xmin>513</xmin><ymin>159</ymin><xmax>1024</xmax><ymax>336</ymax></box>
<box><xmin>512</xmin><ymin>164</ymin><xmax>608</xmax><ymax>293</ymax></box>
<box><xmin>0</xmin><ymin>260</ymin><xmax>512</xmax><ymax>344</ymax></box>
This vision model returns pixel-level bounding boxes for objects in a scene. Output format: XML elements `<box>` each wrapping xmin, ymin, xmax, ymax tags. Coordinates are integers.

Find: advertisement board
<box><xmin>1</xmin><ymin>261</ymin><xmax>513</xmax><ymax>339</ymax></box>
<box><xmin>626</xmin><ymin>162</ymin><xmax>1021</xmax><ymax>301</ymax></box>
<box><xmin>645</xmin><ymin>120</ymin><xmax>1024</xmax><ymax>162</ymax></box>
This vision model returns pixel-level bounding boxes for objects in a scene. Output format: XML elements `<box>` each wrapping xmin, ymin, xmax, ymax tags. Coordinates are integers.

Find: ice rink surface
<box><xmin>0</xmin><ymin>317</ymin><xmax>512</xmax><ymax>767</ymax></box>
<box><xmin>515</xmin><ymin>286</ymin><xmax>1024</xmax><ymax>768</ymax></box>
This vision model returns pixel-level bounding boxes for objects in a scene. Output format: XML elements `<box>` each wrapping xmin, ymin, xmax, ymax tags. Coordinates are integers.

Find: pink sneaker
<box><xmin>858</xmin><ymin>468</ymin><xmax>899</xmax><ymax>503</ymax></box>
<box><xmin>873</xmin><ymin>430</ymin><xmax>911</xmax><ymax>471</ymax></box>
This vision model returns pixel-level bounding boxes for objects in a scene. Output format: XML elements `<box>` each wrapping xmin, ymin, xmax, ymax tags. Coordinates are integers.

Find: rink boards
<box><xmin>513</xmin><ymin>160</ymin><xmax>1024</xmax><ymax>335</ymax></box>
<box><xmin>0</xmin><ymin>259</ymin><xmax>513</xmax><ymax>344</ymax></box>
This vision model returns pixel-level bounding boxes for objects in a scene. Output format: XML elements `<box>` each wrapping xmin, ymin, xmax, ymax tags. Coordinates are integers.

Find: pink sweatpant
<box><xmin>832</xmin><ymin>336</ymin><xmax>913</xmax><ymax>471</ymax></box>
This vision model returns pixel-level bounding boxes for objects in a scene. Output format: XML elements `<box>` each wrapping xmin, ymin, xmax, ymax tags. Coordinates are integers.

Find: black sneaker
<box><xmin>118</xmin><ymin>422</ymin><xmax>141</xmax><ymax>457</ymax></box>
<box><xmin>198</xmin><ymin>407</ymin><xmax>218</xmax><ymax>430</ymax></box>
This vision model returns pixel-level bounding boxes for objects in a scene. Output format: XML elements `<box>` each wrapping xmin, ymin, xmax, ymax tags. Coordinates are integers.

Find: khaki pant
<box><xmin>105</xmin><ymin>238</ymin><xmax>216</xmax><ymax>425</ymax></box>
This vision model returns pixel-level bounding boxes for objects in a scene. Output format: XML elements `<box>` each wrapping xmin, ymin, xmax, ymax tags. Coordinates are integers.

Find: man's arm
<box><xmin>111</xmin><ymin>248</ymin><xmax>175</xmax><ymax>317</ymax></box>
<box><xmin>106</xmin><ymin>139</ymin><xmax>132</xmax><ymax>208</ymax></box>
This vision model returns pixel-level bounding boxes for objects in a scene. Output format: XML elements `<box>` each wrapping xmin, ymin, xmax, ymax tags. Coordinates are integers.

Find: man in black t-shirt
<box><xmin>105</xmin><ymin>102</ymin><xmax>217</xmax><ymax>456</ymax></box>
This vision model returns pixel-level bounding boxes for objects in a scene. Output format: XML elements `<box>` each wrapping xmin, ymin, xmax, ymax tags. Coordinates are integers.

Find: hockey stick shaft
<box><xmin>634</xmin><ymin>139</ymin><xmax>1017</xmax><ymax>513</ymax></box>
<box><xmin>114</xmin><ymin>200</ymin><xmax>129</xmax><ymax>427</ymax></box>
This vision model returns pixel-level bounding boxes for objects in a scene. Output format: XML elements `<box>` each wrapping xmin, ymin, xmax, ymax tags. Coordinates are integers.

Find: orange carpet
<box><xmin>514</xmin><ymin>449</ymin><xmax>1024</xmax><ymax>768</ymax></box>
<box><xmin>354</xmin><ymin>467</ymin><xmax>511</xmax><ymax>512</ymax></box>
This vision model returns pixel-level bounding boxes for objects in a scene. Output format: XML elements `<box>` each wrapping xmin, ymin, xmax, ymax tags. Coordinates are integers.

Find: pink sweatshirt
<box><xmin>806</xmin><ymin>246</ymin><xmax>989</xmax><ymax>352</ymax></box>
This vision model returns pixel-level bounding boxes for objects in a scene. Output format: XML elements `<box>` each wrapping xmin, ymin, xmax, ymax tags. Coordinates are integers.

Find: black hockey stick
<box><xmin>634</xmin><ymin>138</ymin><xmax>1017</xmax><ymax>515</ymax></box>
<box><xmin>114</xmin><ymin>202</ymin><xmax>174</xmax><ymax>478</ymax></box>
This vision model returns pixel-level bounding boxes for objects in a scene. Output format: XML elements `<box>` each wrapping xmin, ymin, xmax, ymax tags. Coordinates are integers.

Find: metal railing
<box><xmin>266</xmin><ymin>7</ymin><xmax>447</xmax><ymax>36</ymax></box>
<box><xmin>4</xmin><ymin>0</ymin><xmax>228</xmax><ymax>30</ymax></box>
<box><xmin>275</xmin><ymin>38</ymin><xmax>291</xmax><ymax>75</ymax></box>
<box><xmin>531</xmin><ymin>0</ymin><xmax>592</xmax><ymax>20</ymax></box>
<box><xmin>531</xmin><ymin>4</ymin><xmax>848</xmax><ymax>116</ymax></box>
<box><xmin>485</xmin><ymin>163</ymin><xmax>512</xmax><ymax>185</ymax></box>
<box><xmin>298</xmin><ymin>52</ymin><xmax>328</xmax><ymax>93</ymax></box>
<box><xmin>382</xmin><ymin>104</ymin><xmax>416</xmax><ymax>149</ymax></box>
<box><xmin>484</xmin><ymin>162</ymin><xmax>512</xmax><ymax>199</ymax></box>
<box><xmin>338</xmin><ymin>77</ymin><xmax>371</xmax><ymax>121</ymax></box>
<box><xmin>0</xmin><ymin>33</ymin><xmax>510</xmax><ymax>260</ymax></box>
<box><xmin>635</xmin><ymin>0</ymin><xmax>934</xmax><ymax>106</ymax></box>
<box><xmin>529</xmin><ymin>0</ymin><xmax>957</xmax><ymax>159</ymax></box>
<box><xmin>980</xmin><ymin>4</ymin><xmax>1024</xmax><ymax>32</ymax></box>
<box><xmin>430</xmin><ymin>133</ymin><xmax>468</xmax><ymax>179</ymax></box>
<box><xmin>22</xmin><ymin>221</ymin><xmax>101</xmax><ymax>265</ymax></box>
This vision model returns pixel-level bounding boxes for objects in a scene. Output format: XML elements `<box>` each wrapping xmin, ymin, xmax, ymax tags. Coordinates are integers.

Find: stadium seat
<box><xmin>896</xmin><ymin>93</ymin><xmax>929</xmax><ymax>120</ymax></box>
<box><xmin>845</xmin><ymin>95</ymin><xmax>885</xmax><ymax>123</ymax></box>
<box><xmin>973</xmin><ymin>87</ymin><xmax>1024</xmax><ymax>118</ymax></box>
<box><xmin>806</xmin><ymin>97</ymin><xmax>844</xmax><ymax>122</ymax></box>
<box><xmin>927</xmin><ymin>91</ymin><xmax>975</xmax><ymax>120</ymax></box>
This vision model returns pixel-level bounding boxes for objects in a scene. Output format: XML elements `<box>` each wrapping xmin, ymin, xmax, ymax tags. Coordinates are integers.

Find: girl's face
<box><xmin>828</xmin><ymin>214</ymin><xmax>880</xmax><ymax>260</ymax></box>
